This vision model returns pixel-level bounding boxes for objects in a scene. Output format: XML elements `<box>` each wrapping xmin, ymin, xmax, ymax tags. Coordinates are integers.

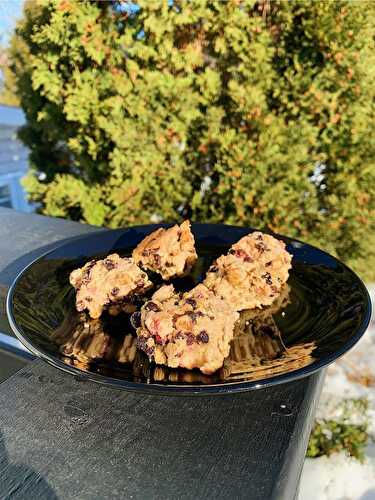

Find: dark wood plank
<box><xmin>0</xmin><ymin>361</ymin><xmax>323</xmax><ymax>500</ymax></box>
<box><xmin>0</xmin><ymin>349</ymin><xmax>27</xmax><ymax>382</ymax></box>
<box><xmin>0</xmin><ymin>207</ymin><xmax>324</xmax><ymax>499</ymax></box>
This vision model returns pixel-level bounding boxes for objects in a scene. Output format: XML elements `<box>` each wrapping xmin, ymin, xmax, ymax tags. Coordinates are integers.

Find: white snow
<box><xmin>300</xmin><ymin>453</ymin><xmax>375</xmax><ymax>500</ymax></box>
<box><xmin>299</xmin><ymin>285</ymin><xmax>375</xmax><ymax>500</ymax></box>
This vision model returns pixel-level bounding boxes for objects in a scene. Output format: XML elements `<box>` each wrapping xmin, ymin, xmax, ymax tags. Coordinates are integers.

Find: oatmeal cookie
<box><xmin>132</xmin><ymin>220</ymin><xmax>197</xmax><ymax>280</ymax></box>
<box><xmin>204</xmin><ymin>232</ymin><xmax>292</xmax><ymax>311</ymax></box>
<box><xmin>69</xmin><ymin>254</ymin><xmax>153</xmax><ymax>319</ymax></box>
<box><xmin>134</xmin><ymin>283</ymin><xmax>239</xmax><ymax>374</ymax></box>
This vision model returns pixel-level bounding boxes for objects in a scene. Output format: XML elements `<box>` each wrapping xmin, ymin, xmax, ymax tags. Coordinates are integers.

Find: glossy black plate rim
<box><xmin>6</xmin><ymin>224</ymin><xmax>372</xmax><ymax>396</ymax></box>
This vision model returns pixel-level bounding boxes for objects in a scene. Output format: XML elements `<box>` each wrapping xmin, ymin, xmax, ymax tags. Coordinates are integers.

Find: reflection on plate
<box><xmin>6</xmin><ymin>224</ymin><xmax>371</xmax><ymax>395</ymax></box>
<box><xmin>54</xmin><ymin>284</ymin><xmax>315</xmax><ymax>385</ymax></box>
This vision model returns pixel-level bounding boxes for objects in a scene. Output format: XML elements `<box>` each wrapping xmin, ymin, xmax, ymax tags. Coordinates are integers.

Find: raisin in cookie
<box><xmin>69</xmin><ymin>254</ymin><xmax>153</xmax><ymax>319</ymax></box>
<box><xmin>132</xmin><ymin>220</ymin><xmax>197</xmax><ymax>280</ymax></box>
<box><xmin>204</xmin><ymin>232</ymin><xmax>292</xmax><ymax>311</ymax></box>
<box><xmin>134</xmin><ymin>283</ymin><xmax>239</xmax><ymax>374</ymax></box>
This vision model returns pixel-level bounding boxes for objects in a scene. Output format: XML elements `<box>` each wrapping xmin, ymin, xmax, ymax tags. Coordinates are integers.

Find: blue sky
<box><xmin>0</xmin><ymin>0</ymin><xmax>24</xmax><ymax>46</ymax></box>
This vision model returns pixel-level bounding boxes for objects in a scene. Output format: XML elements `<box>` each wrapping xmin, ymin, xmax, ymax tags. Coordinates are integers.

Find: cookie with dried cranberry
<box><xmin>204</xmin><ymin>232</ymin><xmax>292</xmax><ymax>311</ymax></box>
<box><xmin>134</xmin><ymin>283</ymin><xmax>239</xmax><ymax>374</ymax></box>
<box><xmin>132</xmin><ymin>220</ymin><xmax>197</xmax><ymax>280</ymax></box>
<box><xmin>69</xmin><ymin>254</ymin><xmax>153</xmax><ymax>319</ymax></box>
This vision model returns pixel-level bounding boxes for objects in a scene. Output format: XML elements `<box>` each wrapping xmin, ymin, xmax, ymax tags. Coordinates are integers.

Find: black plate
<box><xmin>6</xmin><ymin>224</ymin><xmax>371</xmax><ymax>395</ymax></box>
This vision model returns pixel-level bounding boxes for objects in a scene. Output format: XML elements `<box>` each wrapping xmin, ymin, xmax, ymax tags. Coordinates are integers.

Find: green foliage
<box><xmin>7</xmin><ymin>0</ymin><xmax>375</xmax><ymax>279</ymax></box>
<box><xmin>307</xmin><ymin>420</ymin><xmax>369</xmax><ymax>461</ymax></box>
<box><xmin>0</xmin><ymin>49</ymin><xmax>20</xmax><ymax>106</ymax></box>
<box><xmin>307</xmin><ymin>398</ymin><xmax>370</xmax><ymax>461</ymax></box>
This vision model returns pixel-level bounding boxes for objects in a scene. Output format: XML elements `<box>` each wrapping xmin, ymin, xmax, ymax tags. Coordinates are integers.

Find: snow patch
<box><xmin>300</xmin><ymin>453</ymin><xmax>375</xmax><ymax>500</ymax></box>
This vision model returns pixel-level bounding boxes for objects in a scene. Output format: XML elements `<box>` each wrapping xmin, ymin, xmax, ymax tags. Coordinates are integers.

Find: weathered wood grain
<box><xmin>0</xmin><ymin>361</ymin><xmax>323</xmax><ymax>500</ymax></box>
